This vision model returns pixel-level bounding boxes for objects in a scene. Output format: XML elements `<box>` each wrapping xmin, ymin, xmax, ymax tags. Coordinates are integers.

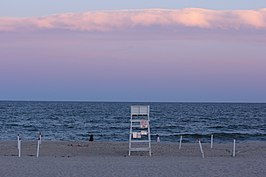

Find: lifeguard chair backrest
<box><xmin>131</xmin><ymin>105</ymin><xmax>149</xmax><ymax>115</ymax></box>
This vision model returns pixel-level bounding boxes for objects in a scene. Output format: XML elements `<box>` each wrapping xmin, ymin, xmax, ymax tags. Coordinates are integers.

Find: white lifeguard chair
<box><xmin>129</xmin><ymin>105</ymin><xmax>151</xmax><ymax>156</ymax></box>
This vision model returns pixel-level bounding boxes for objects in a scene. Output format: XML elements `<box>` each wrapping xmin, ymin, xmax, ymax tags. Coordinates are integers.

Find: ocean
<box><xmin>0</xmin><ymin>101</ymin><xmax>265</xmax><ymax>143</ymax></box>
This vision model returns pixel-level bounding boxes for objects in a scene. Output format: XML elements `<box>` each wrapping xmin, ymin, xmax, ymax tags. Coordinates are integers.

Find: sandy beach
<box><xmin>0</xmin><ymin>141</ymin><xmax>265</xmax><ymax>177</ymax></box>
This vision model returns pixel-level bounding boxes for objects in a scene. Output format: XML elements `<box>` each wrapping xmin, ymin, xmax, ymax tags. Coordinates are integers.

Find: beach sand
<box><xmin>0</xmin><ymin>141</ymin><xmax>265</xmax><ymax>177</ymax></box>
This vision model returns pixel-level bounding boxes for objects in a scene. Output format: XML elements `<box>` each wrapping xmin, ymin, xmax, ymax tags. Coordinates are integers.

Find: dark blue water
<box><xmin>0</xmin><ymin>101</ymin><xmax>265</xmax><ymax>142</ymax></box>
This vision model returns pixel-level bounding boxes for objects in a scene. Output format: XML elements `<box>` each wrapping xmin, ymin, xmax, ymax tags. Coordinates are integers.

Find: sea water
<box><xmin>0</xmin><ymin>101</ymin><xmax>265</xmax><ymax>142</ymax></box>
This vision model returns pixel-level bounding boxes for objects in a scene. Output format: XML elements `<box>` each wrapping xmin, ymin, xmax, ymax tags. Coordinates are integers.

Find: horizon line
<box><xmin>0</xmin><ymin>99</ymin><xmax>265</xmax><ymax>104</ymax></box>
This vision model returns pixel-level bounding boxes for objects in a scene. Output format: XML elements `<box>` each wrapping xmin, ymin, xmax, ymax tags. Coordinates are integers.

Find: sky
<box><xmin>0</xmin><ymin>1</ymin><xmax>266</xmax><ymax>102</ymax></box>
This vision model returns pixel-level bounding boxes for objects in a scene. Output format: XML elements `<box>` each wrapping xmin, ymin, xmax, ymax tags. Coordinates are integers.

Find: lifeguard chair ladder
<box><xmin>129</xmin><ymin>105</ymin><xmax>151</xmax><ymax>156</ymax></box>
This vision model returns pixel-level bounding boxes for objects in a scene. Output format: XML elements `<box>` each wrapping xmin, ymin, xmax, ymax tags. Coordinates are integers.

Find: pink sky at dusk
<box><xmin>1</xmin><ymin>8</ymin><xmax>266</xmax><ymax>31</ymax></box>
<box><xmin>0</xmin><ymin>8</ymin><xmax>266</xmax><ymax>102</ymax></box>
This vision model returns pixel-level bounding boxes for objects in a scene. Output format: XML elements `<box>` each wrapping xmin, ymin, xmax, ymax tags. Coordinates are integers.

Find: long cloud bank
<box><xmin>1</xmin><ymin>8</ymin><xmax>266</xmax><ymax>32</ymax></box>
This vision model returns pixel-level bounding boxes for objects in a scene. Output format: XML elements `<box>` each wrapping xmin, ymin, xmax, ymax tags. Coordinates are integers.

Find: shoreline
<box><xmin>0</xmin><ymin>140</ymin><xmax>265</xmax><ymax>157</ymax></box>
